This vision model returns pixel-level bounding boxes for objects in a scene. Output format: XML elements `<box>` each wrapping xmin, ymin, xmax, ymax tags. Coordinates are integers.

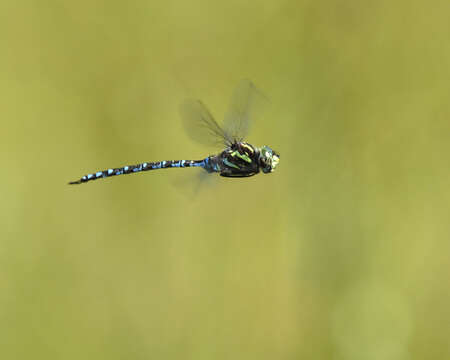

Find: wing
<box><xmin>222</xmin><ymin>79</ymin><xmax>267</xmax><ymax>143</ymax></box>
<box><xmin>179</xmin><ymin>99</ymin><xmax>233</xmax><ymax>147</ymax></box>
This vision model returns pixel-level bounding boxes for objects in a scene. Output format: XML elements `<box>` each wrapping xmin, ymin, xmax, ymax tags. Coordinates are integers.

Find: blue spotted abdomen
<box><xmin>69</xmin><ymin>158</ymin><xmax>209</xmax><ymax>184</ymax></box>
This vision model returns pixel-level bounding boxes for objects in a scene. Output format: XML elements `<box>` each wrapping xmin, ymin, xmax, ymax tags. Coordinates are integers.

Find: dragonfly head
<box><xmin>259</xmin><ymin>146</ymin><xmax>280</xmax><ymax>173</ymax></box>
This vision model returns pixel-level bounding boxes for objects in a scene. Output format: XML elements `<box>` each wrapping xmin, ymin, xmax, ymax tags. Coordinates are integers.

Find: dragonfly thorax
<box><xmin>205</xmin><ymin>142</ymin><xmax>279</xmax><ymax>178</ymax></box>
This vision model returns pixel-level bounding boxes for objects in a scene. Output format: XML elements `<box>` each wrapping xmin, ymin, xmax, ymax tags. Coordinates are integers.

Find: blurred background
<box><xmin>1</xmin><ymin>1</ymin><xmax>449</xmax><ymax>359</ymax></box>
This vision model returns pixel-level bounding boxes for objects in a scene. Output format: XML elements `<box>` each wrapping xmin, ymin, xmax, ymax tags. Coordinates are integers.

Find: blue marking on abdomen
<box><xmin>192</xmin><ymin>161</ymin><xmax>205</xmax><ymax>167</ymax></box>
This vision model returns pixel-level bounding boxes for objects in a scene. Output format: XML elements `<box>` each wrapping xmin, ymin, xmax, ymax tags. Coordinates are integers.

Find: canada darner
<box><xmin>69</xmin><ymin>80</ymin><xmax>279</xmax><ymax>185</ymax></box>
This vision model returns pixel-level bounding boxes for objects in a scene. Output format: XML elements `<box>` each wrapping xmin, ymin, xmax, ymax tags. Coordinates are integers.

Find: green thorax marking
<box><xmin>230</xmin><ymin>150</ymin><xmax>252</xmax><ymax>163</ymax></box>
<box><xmin>223</xmin><ymin>158</ymin><xmax>240</xmax><ymax>169</ymax></box>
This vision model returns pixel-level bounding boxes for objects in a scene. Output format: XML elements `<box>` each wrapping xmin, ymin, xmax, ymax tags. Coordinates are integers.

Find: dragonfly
<box><xmin>68</xmin><ymin>80</ymin><xmax>279</xmax><ymax>185</ymax></box>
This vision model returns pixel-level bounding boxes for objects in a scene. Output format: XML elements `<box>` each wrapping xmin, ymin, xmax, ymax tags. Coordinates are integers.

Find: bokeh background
<box><xmin>1</xmin><ymin>1</ymin><xmax>449</xmax><ymax>359</ymax></box>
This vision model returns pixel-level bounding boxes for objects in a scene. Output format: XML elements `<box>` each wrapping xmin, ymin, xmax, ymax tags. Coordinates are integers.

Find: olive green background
<box><xmin>1</xmin><ymin>1</ymin><xmax>449</xmax><ymax>359</ymax></box>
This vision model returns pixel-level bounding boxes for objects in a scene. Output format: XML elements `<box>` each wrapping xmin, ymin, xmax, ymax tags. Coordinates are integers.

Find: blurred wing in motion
<box><xmin>180</xmin><ymin>99</ymin><xmax>233</xmax><ymax>147</ymax></box>
<box><xmin>222</xmin><ymin>79</ymin><xmax>268</xmax><ymax>143</ymax></box>
<box><xmin>170</xmin><ymin>163</ymin><xmax>220</xmax><ymax>200</ymax></box>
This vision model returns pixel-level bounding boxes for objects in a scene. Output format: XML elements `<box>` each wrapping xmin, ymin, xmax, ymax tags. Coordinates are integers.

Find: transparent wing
<box><xmin>223</xmin><ymin>79</ymin><xmax>267</xmax><ymax>143</ymax></box>
<box><xmin>171</xmin><ymin>168</ymin><xmax>219</xmax><ymax>200</ymax></box>
<box><xmin>179</xmin><ymin>99</ymin><xmax>233</xmax><ymax>147</ymax></box>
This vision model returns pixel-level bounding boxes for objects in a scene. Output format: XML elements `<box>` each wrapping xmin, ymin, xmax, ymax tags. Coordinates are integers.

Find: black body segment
<box><xmin>68</xmin><ymin>159</ymin><xmax>206</xmax><ymax>185</ymax></box>
<box><xmin>217</xmin><ymin>142</ymin><xmax>260</xmax><ymax>177</ymax></box>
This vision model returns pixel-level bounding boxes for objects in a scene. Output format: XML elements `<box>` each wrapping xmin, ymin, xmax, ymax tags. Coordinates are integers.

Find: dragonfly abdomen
<box><xmin>68</xmin><ymin>159</ymin><xmax>208</xmax><ymax>185</ymax></box>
